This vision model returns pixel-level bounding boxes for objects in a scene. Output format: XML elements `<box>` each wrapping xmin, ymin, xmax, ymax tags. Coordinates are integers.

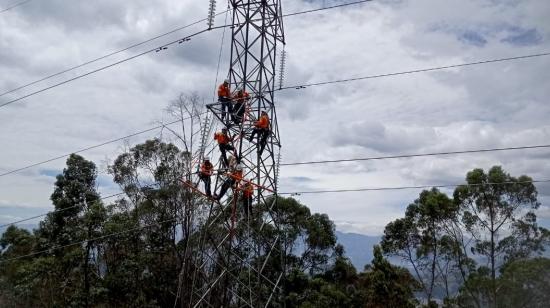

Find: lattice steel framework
<box><xmin>188</xmin><ymin>1</ymin><xmax>286</xmax><ymax>307</ymax></box>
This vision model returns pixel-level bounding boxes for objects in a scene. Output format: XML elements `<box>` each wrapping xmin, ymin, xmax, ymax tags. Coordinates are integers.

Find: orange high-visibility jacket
<box><xmin>214</xmin><ymin>132</ymin><xmax>230</xmax><ymax>144</ymax></box>
<box><xmin>230</xmin><ymin>170</ymin><xmax>243</xmax><ymax>182</ymax></box>
<box><xmin>242</xmin><ymin>183</ymin><xmax>254</xmax><ymax>198</ymax></box>
<box><xmin>200</xmin><ymin>162</ymin><xmax>213</xmax><ymax>176</ymax></box>
<box><xmin>233</xmin><ymin>91</ymin><xmax>250</xmax><ymax>103</ymax></box>
<box><xmin>218</xmin><ymin>84</ymin><xmax>230</xmax><ymax>98</ymax></box>
<box><xmin>255</xmin><ymin>114</ymin><xmax>269</xmax><ymax>129</ymax></box>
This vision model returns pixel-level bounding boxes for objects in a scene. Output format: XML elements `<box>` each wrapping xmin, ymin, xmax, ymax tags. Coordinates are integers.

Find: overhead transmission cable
<box><xmin>2</xmin><ymin>144</ymin><xmax>549</xmax><ymax>229</ymax></box>
<box><xmin>279</xmin><ymin>144</ymin><xmax>550</xmax><ymax>166</ymax></box>
<box><xmin>0</xmin><ymin>214</ymin><xmax>182</xmax><ymax>263</ymax></box>
<box><xmin>0</xmin><ymin>27</ymin><xmax>222</xmax><ymax>109</ymax></box>
<box><xmin>0</xmin><ymin>0</ymin><xmax>32</xmax><ymax>14</ymax></box>
<box><xmin>279</xmin><ymin>52</ymin><xmax>550</xmax><ymax>91</ymax></box>
<box><xmin>0</xmin><ymin>0</ymin><xmax>374</xmax><ymax>109</ymax></box>
<box><xmin>0</xmin><ymin>190</ymin><xmax>128</xmax><ymax>229</ymax></box>
<box><xmin>279</xmin><ymin>179</ymin><xmax>550</xmax><ymax>195</ymax></box>
<box><xmin>0</xmin><ymin>10</ymin><xmax>230</xmax><ymax>99</ymax></box>
<box><xmin>283</xmin><ymin>0</ymin><xmax>373</xmax><ymax>17</ymax></box>
<box><xmin>2</xmin><ymin>128</ymin><xmax>549</xmax><ymax>179</ymax></box>
<box><xmin>2</xmin><ymin>178</ymin><xmax>548</xmax><ymax>263</ymax></box>
<box><xmin>0</xmin><ymin>113</ymin><xmax>206</xmax><ymax>178</ymax></box>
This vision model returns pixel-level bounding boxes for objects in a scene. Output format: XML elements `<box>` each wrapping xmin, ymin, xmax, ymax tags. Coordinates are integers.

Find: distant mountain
<box><xmin>0</xmin><ymin>224</ymin><xmax>36</xmax><ymax>234</ymax></box>
<box><xmin>336</xmin><ymin>231</ymin><xmax>381</xmax><ymax>270</ymax></box>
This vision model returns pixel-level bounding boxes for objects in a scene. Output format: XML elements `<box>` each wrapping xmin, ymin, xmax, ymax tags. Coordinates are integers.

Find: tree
<box><xmin>0</xmin><ymin>226</ymin><xmax>38</xmax><ymax>306</ymax></box>
<box><xmin>454</xmin><ymin>258</ymin><xmax>550</xmax><ymax>307</ymax></box>
<box><xmin>108</xmin><ymin>139</ymin><xmax>192</xmax><ymax>307</ymax></box>
<box><xmin>454</xmin><ymin>166</ymin><xmax>541</xmax><ymax>306</ymax></box>
<box><xmin>381</xmin><ymin>188</ymin><xmax>458</xmax><ymax>303</ymax></box>
<box><xmin>38</xmin><ymin>154</ymin><xmax>104</xmax><ymax>307</ymax></box>
<box><xmin>357</xmin><ymin>246</ymin><xmax>419</xmax><ymax>308</ymax></box>
<box><xmin>0</xmin><ymin>154</ymin><xmax>105</xmax><ymax>307</ymax></box>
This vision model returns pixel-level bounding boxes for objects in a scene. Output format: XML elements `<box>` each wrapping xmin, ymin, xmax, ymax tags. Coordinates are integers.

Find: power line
<box><xmin>283</xmin><ymin>0</ymin><xmax>373</xmax><ymax>17</ymax></box>
<box><xmin>278</xmin><ymin>52</ymin><xmax>550</xmax><ymax>90</ymax></box>
<box><xmin>280</xmin><ymin>144</ymin><xmax>550</xmax><ymax>166</ymax></box>
<box><xmin>1</xmin><ymin>120</ymin><xmax>547</xmax><ymax>179</ymax></box>
<box><xmin>0</xmin><ymin>1</ymin><xmax>372</xmax><ymax>109</ymax></box>
<box><xmin>0</xmin><ymin>117</ymin><xmax>196</xmax><ymax>178</ymax></box>
<box><xmin>279</xmin><ymin>179</ymin><xmax>550</xmax><ymax>195</ymax></box>
<box><xmin>0</xmin><ymin>27</ymin><xmax>217</xmax><ymax>109</ymax></box>
<box><xmin>0</xmin><ymin>150</ymin><xmax>550</xmax><ymax>228</ymax></box>
<box><xmin>0</xmin><ymin>191</ymin><xmax>127</xmax><ymax>229</ymax></box>
<box><xmin>3</xmin><ymin>178</ymin><xmax>547</xmax><ymax>263</ymax></box>
<box><xmin>0</xmin><ymin>214</ymin><xmax>181</xmax><ymax>263</ymax></box>
<box><xmin>0</xmin><ymin>10</ymin><xmax>230</xmax><ymax>99</ymax></box>
<box><xmin>0</xmin><ymin>0</ymin><xmax>32</xmax><ymax>14</ymax></box>
<box><xmin>0</xmin><ymin>172</ymin><xmax>195</xmax><ymax>230</ymax></box>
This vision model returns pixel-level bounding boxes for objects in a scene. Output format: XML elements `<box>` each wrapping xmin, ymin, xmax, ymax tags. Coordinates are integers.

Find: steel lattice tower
<box><xmin>188</xmin><ymin>1</ymin><xmax>286</xmax><ymax>307</ymax></box>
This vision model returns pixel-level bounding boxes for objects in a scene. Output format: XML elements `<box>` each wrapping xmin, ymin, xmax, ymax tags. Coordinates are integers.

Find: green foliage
<box><xmin>453</xmin><ymin>166</ymin><xmax>544</xmax><ymax>306</ymax></box>
<box><xmin>382</xmin><ymin>166</ymin><xmax>548</xmax><ymax>307</ymax></box>
<box><xmin>357</xmin><ymin>246</ymin><xmax>419</xmax><ymax>308</ymax></box>
<box><xmin>381</xmin><ymin>188</ymin><xmax>458</xmax><ymax>301</ymax></box>
<box><xmin>1</xmin><ymin>149</ymin><xmax>547</xmax><ymax>307</ymax></box>
<box><xmin>284</xmin><ymin>245</ymin><xmax>419</xmax><ymax>308</ymax></box>
<box><xmin>453</xmin><ymin>258</ymin><xmax>550</xmax><ymax>307</ymax></box>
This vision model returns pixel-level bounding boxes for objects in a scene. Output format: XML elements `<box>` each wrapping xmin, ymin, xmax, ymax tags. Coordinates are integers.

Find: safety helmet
<box><xmin>204</xmin><ymin>157</ymin><xmax>210</xmax><ymax>161</ymax></box>
<box><xmin>224</xmin><ymin>79</ymin><xmax>229</xmax><ymax>84</ymax></box>
<box><xmin>236</xmin><ymin>87</ymin><xmax>243</xmax><ymax>92</ymax></box>
<box><xmin>236</xmin><ymin>164</ymin><xmax>243</xmax><ymax>170</ymax></box>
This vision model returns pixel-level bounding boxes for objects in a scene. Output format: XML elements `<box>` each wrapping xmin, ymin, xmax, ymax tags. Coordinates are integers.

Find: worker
<box><xmin>214</xmin><ymin>128</ymin><xmax>234</xmax><ymax>167</ymax></box>
<box><xmin>240</xmin><ymin>181</ymin><xmax>254</xmax><ymax>216</ymax></box>
<box><xmin>218</xmin><ymin>79</ymin><xmax>231</xmax><ymax>122</ymax></box>
<box><xmin>248</xmin><ymin>110</ymin><xmax>270</xmax><ymax>155</ymax></box>
<box><xmin>232</xmin><ymin>88</ymin><xmax>250</xmax><ymax>125</ymax></box>
<box><xmin>214</xmin><ymin>164</ymin><xmax>244</xmax><ymax>201</ymax></box>
<box><xmin>199</xmin><ymin>157</ymin><xmax>214</xmax><ymax>196</ymax></box>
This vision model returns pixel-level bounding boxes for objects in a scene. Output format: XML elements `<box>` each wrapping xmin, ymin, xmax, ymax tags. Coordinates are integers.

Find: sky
<box><xmin>0</xmin><ymin>0</ymin><xmax>549</xmax><ymax>235</ymax></box>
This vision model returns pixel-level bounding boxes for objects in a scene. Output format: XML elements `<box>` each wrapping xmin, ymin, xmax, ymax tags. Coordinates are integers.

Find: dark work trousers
<box><xmin>242</xmin><ymin>195</ymin><xmax>252</xmax><ymax>216</ymax></box>
<box><xmin>219</xmin><ymin>97</ymin><xmax>232</xmax><ymax>122</ymax></box>
<box><xmin>218</xmin><ymin>143</ymin><xmax>234</xmax><ymax>167</ymax></box>
<box><xmin>199</xmin><ymin>174</ymin><xmax>211</xmax><ymax>196</ymax></box>
<box><xmin>250</xmin><ymin>128</ymin><xmax>270</xmax><ymax>156</ymax></box>
<box><xmin>232</xmin><ymin>102</ymin><xmax>245</xmax><ymax>125</ymax></box>
<box><xmin>216</xmin><ymin>178</ymin><xmax>236</xmax><ymax>201</ymax></box>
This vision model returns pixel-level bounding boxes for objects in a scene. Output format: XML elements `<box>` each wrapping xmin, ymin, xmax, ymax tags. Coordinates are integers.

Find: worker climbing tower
<box><xmin>186</xmin><ymin>1</ymin><xmax>286</xmax><ymax>307</ymax></box>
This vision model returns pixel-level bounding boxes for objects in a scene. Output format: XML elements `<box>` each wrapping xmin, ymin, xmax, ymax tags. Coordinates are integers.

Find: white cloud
<box><xmin>0</xmin><ymin>0</ymin><xmax>549</xmax><ymax>235</ymax></box>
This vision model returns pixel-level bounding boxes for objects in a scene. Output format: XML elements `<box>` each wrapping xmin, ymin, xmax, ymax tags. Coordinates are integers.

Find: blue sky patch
<box><xmin>287</xmin><ymin>176</ymin><xmax>315</xmax><ymax>183</ymax></box>
<box><xmin>38</xmin><ymin>169</ymin><xmax>61</xmax><ymax>178</ymax></box>
<box><xmin>502</xmin><ymin>28</ymin><xmax>542</xmax><ymax>46</ymax></box>
<box><xmin>459</xmin><ymin>30</ymin><xmax>488</xmax><ymax>47</ymax></box>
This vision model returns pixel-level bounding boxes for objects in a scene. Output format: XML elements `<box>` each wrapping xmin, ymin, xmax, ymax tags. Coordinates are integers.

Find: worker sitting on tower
<box><xmin>214</xmin><ymin>164</ymin><xmax>244</xmax><ymax>201</ymax></box>
<box><xmin>232</xmin><ymin>88</ymin><xmax>250</xmax><ymax>125</ymax></box>
<box><xmin>248</xmin><ymin>110</ymin><xmax>270</xmax><ymax>156</ymax></box>
<box><xmin>199</xmin><ymin>157</ymin><xmax>214</xmax><ymax>197</ymax></box>
<box><xmin>240</xmin><ymin>181</ymin><xmax>254</xmax><ymax>216</ymax></box>
<box><xmin>218</xmin><ymin>79</ymin><xmax>231</xmax><ymax>122</ymax></box>
<box><xmin>214</xmin><ymin>128</ymin><xmax>234</xmax><ymax>167</ymax></box>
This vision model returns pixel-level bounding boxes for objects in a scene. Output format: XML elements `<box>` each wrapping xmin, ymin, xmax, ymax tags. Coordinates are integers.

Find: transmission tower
<box><xmin>185</xmin><ymin>1</ymin><xmax>286</xmax><ymax>307</ymax></box>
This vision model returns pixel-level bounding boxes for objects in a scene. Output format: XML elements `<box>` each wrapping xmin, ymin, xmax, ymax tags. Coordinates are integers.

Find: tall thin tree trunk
<box><xmin>490</xmin><ymin>205</ymin><xmax>497</xmax><ymax>307</ymax></box>
<box><xmin>84</xmin><ymin>242</ymin><xmax>90</xmax><ymax>308</ymax></box>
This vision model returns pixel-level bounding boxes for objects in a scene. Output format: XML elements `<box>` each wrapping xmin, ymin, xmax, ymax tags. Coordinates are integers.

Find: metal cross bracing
<box><xmin>182</xmin><ymin>0</ymin><xmax>286</xmax><ymax>307</ymax></box>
